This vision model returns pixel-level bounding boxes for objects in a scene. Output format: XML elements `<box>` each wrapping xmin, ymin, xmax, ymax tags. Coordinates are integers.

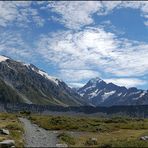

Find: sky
<box><xmin>0</xmin><ymin>1</ymin><xmax>148</xmax><ymax>89</ymax></box>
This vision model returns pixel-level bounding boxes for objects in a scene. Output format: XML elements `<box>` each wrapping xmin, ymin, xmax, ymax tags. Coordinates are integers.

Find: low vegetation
<box><xmin>0</xmin><ymin>113</ymin><xmax>24</xmax><ymax>147</ymax></box>
<box><xmin>30</xmin><ymin>114</ymin><xmax>148</xmax><ymax>147</ymax></box>
<box><xmin>0</xmin><ymin>112</ymin><xmax>148</xmax><ymax>147</ymax></box>
<box><xmin>57</xmin><ymin>132</ymin><xmax>75</xmax><ymax>145</ymax></box>
<box><xmin>30</xmin><ymin>115</ymin><xmax>148</xmax><ymax>132</ymax></box>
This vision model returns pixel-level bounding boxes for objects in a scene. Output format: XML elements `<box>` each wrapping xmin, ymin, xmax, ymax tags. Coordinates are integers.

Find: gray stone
<box><xmin>0</xmin><ymin>140</ymin><xmax>15</xmax><ymax>148</ymax></box>
<box><xmin>56</xmin><ymin>143</ymin><xmax>68</xmax><ymax>147</ymax></box>
<box><xmin>140</xmin><ymin>136</ymin><xmax>148</xmax><ymax>141</ymax></box>
<box><xmin>0</xmin><ymin>129</ymin><xmax>10</xmax><ymax>135</ymax></box>
<box><xmin>91</xmin><ymin>137</ymin><xmax>97</xmax><ymax>141</ymax></box>
<box><xmin>53</xmin><ymin>131</ymin><xmax>58</xmax><ymax>134</ymax></box>
<box><xmin>36</xmin><ymin>129</ymin><xmax>40</xmax><ymax>132</ymax></box>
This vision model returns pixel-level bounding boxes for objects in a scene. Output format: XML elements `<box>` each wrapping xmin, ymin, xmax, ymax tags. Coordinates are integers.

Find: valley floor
<box><xmin>0</xmin><ymin>112</ymin><xmax>148</xmax><ymax>147</ymax></box>
<box><xmin>29</xmin><ymin>114</ymin><xmax>148</xmax><ymax>147</ymax></box>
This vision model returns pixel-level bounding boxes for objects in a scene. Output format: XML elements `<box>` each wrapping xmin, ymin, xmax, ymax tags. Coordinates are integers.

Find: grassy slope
<box><xmin>30</xmin><ymin>115</ymin><xmax>148</xmax><ymax>147</ymax></box>
<box><xmin>0</xmin><ymin>113</ymin><xmax>24</xmax><ymax>147</ymax></box>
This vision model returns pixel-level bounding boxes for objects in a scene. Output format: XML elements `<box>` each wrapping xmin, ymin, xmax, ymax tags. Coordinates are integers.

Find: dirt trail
<box><xmin>19</xmin><ymin>117</ymin><xmax>58</xmax><ymax>147</ymax></box>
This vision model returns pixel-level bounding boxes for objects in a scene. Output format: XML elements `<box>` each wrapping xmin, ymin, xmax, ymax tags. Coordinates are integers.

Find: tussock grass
<box><xmin>30</xmin><ymin>115</ymin><xmax>148</xmax><ymax>132</ymax></box>
<box><xmin>57</xmin><ymin>132</ymin><xmax>75</xmax><ymax>145</ymax></box>
<box><xmin>0</xmin><ymin>113</ymin><xmax>24</xmax><ymax>147</ymax></box>
<box><xmin>30</xmin><ymin>115</ymin><xmax>148</xmax><ymax>147</ymax></box>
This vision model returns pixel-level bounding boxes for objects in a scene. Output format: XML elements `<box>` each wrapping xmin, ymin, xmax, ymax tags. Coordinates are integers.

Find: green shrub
<box><xmin>5</xmin><ymin>122</ymin><xmax>23</xmax><ymax>131</ymax></box>
<box><xmin>101</xmin><ymin>139</ymin><xmax>148</xmax><ymax>147</ymax></box>
<box><xmin>57</xmin><ymin>132</ymin><xmax>75</xmax><ymax>145</ymax></box>
<box><xmin>20</xmin><ymin>110</ymin><xmax>31</xmax><ymax>116</ymax></box>
<box><xmin>105</xmin><ymin>117</ymin><xmax>128</xmax><ymax>123</ymax></box>
<box><xmin>100</xmin><ymin>144</ymin><xmax>112</xmax><ymax>148</ymax></box>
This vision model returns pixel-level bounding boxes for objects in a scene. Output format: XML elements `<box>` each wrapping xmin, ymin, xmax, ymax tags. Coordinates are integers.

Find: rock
<box><xmin>53</xmin><ymin>131</ymin><xmax>58</xmax><ymax>134</ymax></box>
<box><xmin>0</xmin><ymin>129</ymin><xmax>10</xmax><ymax>135</ymax></box>
<box><xmin>91</xmin><ymin>137</ymin><xmax>97</xmax><ymax>142</ymax></box>
<box><xmin>0</xmin><ymin>140</ymin><xmax>15</xmax><ymax>148</ymax></box>
<box><xmin>85</xmin><ymin>137</ymin><xmax>98</xmax><ymax>146</ymax></box>
<box><xmin>140</xmin><ymin>136</ymin><xmax>148</xmax><ymax>141</ymax></box>
<box><xmin>36</xmin><ymin>129</ymin><xmax>40</xmax><ymax>132</ymax></box>
<box><xmin>56</xmin><ymin>143</ymin><xmax>68</xmax><ymax>147</ymax></box>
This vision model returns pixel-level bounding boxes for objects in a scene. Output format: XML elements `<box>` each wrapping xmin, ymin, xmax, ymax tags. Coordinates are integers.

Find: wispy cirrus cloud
<box><xmin>0</xmin><ymin>31</ymin><xmax>34</xmax><ymax>61</ymax></box>
<box><xmin>104</xmin><ymin>78</ymin><xmax>147</xmax><ymax>88</ymax></box>
<box><xmin>36</xmin><ymin>26</ymin><xmax>148</xmax><ymax>86</ymax></box>
<box><xmin>68</xmin><ymin>82</ymin><xmax>85</xmax><ymax>88</ymax></box>
<box><xmin>1</xmin><ymin>1</ymin><xmax>148</xmax><ymax>29</ymax></box>
<box><xmin>44</xmin><ymin>1</ymin><xmax>148</xmax><ymax>29</ymax></box>
<box><xmin>0</xmin><ymin>1</ymin><xmax>44</xmax><ymax>28</ymax></box>
<box><xmin>59</xmin><ymin>69</ymin><xmax>100</xmax><ymax>82</ymax></box>
<box><xmin>47</xmin><ymin>1</ymin><xmax>102</xmax><ymax>29</ymax></box>
<box><xmin>0</xmin><ymin>1</ymin><xmax>148</xmax><ymax>88</ymax></box>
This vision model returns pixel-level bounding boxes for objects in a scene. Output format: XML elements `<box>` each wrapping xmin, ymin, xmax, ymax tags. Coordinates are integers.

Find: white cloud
<box><xmin>0</xmin><ymin>1</ymin><xmax>148</xmax><ymax>89</ymax></box>
<box><xmin>144</xmin><ymin>21</ymin><xmax>148</xmax><ymax>26</ymax></box>
<box><xmin>101</xmin><ymin>1</ymin><xmax>148</xmax><ymax>27</ymax></box>
<box><xmin>44</xmin><ymin>1</ymin><xmax>148</xmax><ymax>28</ymax></box>
<box><xmin>1</xmin><ymin>1</ymin><xmax>148</xmax><ymax>29</ymax></box>
<box><xmin>0</xmin><ymin>31</ymin><xmax>34</xmax><ymax>61</ymax></box>
<box><xmin>59</xmin><ymin>69</ymin><xmax>100</xmax><ymax>82</ymax></box>
<box><xmin>0</xmin><ymin>1</ymin><xmax>44</xmax><ymax>27</ymax></box>
<box><xmin>68</xmin><ymin>82</ymin><xmax>85</xmax><ymax>88</ymax></box>
<box><xmin>98</xmin><ymin>1</ymin><xmax>122</xmax><ymax>15</ymax></box>
<box><xmin>47</xmin><ymin>1</ymin><xmax>103</xmax><ymax>29</ymax></box>
<box><xmin>104</xmin><ymin>78</ymin><xmax>147</xmax><ymax>88</ymax></box>
<box><xmin>37</xmin><ymin>27</ymin><xmax>148</xmax><ymax>84</ymax></box>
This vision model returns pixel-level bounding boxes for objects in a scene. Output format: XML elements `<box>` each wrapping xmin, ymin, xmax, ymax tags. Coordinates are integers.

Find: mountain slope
<box><xmin>0</xmin><ymin>55</ymin><xmax>85</xmax><ymax>106</ymax></box>
<box><xmin>0</xmin><ymin>78</ymin><xmax>25</xmax><ymax>103</ymax></box>
<box><xmin>78</xmin><ymin>77</ymin><xmax>148</xmax><ymax>106</ymax></box>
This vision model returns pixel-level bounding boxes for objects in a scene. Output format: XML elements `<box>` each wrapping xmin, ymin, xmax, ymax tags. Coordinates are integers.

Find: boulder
<box><xmin>140</xmin><ymin>136</ymin><xmax>148</xmax><ymax>141</ymax></box>
<box><xmin>85</xmin><ymin>137</ymin><xmax>98</xmax><ymax>146</ymax></box>
<box><xmin>56</xmin><ymin>143</ymin><xmax>68</xmax><ymax>147</ymax></box>
<box><xmin>0</xmin><ymin>129</ymin><xmax>10</xmax><ymax>135</ymax></box>
<box><xmin>0</xmin><ymin>140</ymin><xmax>15</xmax><ymax>148</ymax></box>
<box><xmin>91</xmin><ymin>137</ymin><xmax>97</xmax><ymax>142</ymax></box>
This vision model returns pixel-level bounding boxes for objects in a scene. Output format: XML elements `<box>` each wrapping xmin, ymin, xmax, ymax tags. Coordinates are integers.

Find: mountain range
<box><xmin>78</xmin><ymin>78</ymin><xmax>148</xmax><ymax>106</ymax></box>
<box><xmin>0</xmin><ymin>55</ymin><xmax>85</xmax><ymax>106</ymax></box>
<box><xmin>0</xmin><ymin>55</ymin><xmax>147</xmax><ymax>107</ymax></box>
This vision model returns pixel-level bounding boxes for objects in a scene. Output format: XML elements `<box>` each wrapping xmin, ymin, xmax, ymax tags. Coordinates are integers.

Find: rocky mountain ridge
<box><xmin>78</xmin><ymin>77</ymin><xmax>148</xmax><ymax>106</ymax></box>
<box><xmin>0</xmin><ymin>55</ymin><xmax>85</xmax><ymax>106</ymax></box>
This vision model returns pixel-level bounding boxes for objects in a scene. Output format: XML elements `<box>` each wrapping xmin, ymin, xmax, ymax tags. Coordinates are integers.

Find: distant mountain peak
<box><xmin>89</xmin><ymin>77</ymin><xmax>103</xmax><ymax>84</ymax></box>
<box><xmin>78</xmin><ymin>77</ymin><xmax>148</xmax><ymax>106</ymax></box>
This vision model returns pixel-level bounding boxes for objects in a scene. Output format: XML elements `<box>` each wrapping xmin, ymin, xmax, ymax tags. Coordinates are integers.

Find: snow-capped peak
<box><xmin>89</xmin><ymin>77</ymin><xmax>103</xmax><ymax>84</ymax></box>
<box><xmin>0</xmin><ymin>55</ymin><xmax>9</xmax><ymax>62</ymax></box>
<box><xmin>29</xmin><ymin>65</ymin><xmax>60</xmax><ymax>85</ymax></box>
<box><xmin>101</xmin><ymin>91</ymin><xmax>116</xmax><ymax>101</ymax></box>
<box><xmin>37</xmin><ymin>70</ymin><xmax>59</xmax><ymax>85</ymax></box>
<box><xmin>23</xmin><ymin>63</ymin><xmax>30</xmax><ymax>68</ymax></box>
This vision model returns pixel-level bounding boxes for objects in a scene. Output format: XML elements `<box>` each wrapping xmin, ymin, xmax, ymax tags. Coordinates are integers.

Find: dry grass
<box><xmin>0</xmin><ymin>113</ymin><xmax>24</xmax><ymax>147</ymax></box>
<box><xmin>30</xmin><ymin>115</ymin><xmax>148</xmax><ymax>147</ymax></box>
<box><xmin>75</xmin><ymin>129</ymin><xmax>148</xmax><ymax>147</ymax></box>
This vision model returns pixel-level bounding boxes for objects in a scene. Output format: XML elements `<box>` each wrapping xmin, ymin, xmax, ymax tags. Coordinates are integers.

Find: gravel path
<box><xmin>19</xmin><ymin>117</ymin><xmax>58</xmax><ymax>147</ymax></box>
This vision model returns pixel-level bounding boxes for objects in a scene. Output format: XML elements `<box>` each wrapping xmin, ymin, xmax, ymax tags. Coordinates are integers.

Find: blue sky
<box><xmin>0</xmin><ymin>1</ymin><xmax>148</xmax><ymax>89</ymax></box>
